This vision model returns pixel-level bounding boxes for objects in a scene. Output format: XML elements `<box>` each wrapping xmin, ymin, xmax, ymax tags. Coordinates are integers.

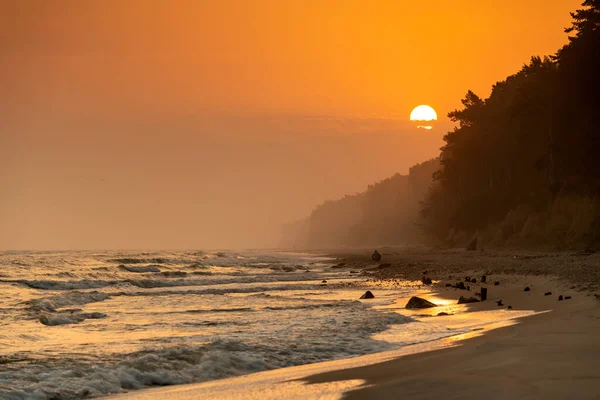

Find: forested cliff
<box><xmin>421</xmin><ymin>0</ymin><xmax>600</xmax><ymax>249</ymax></box>
<box><xmin>282</xmin><ymin>1</ymin><xmax>600</xmax><ymax>250</ymax></box>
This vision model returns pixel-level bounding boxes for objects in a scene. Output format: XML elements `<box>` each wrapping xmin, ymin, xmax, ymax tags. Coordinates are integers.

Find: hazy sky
<box><xmin>1</xmin><ymin>0</ymin><xmax>581</xmax><ymax>249</ymax></box>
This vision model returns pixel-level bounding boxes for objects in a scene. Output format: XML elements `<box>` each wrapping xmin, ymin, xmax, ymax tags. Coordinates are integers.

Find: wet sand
<box><xmin>107</xmin><ymin>249</ymin><xmax>600</xmax><ymax>399</ymax></box>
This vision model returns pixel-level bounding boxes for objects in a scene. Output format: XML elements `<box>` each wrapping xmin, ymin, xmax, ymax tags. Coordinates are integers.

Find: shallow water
<box><xmin>0</xmin><ymin>250</ymin><xmax>529</xmax><ymax>399</ymax></box>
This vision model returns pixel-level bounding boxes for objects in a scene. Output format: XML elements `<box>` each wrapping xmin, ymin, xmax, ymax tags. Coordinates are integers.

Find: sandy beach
<box><xmin>105</xmin><ymin>248</ymin><xmax>600</xmax><ymax>399</ymax></box>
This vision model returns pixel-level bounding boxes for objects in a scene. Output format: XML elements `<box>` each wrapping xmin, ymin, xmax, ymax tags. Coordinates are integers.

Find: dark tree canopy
<box><xmin>420</xmin><ymin>0</ymin><xmax>600</xmax><ymax>248</ymax></box>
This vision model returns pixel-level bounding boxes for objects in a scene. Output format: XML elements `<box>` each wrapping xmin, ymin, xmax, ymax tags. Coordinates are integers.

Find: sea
<box><xmin>0</xmin><ymin>250</ymin><xmax>529</xmax><ymax>399</ymax></box>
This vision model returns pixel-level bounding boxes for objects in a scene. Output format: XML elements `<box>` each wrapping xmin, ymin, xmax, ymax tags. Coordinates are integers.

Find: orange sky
<box><xmin>0</xmin><ymin>0</ymin><xmax>581</xmax><ymax>249</ymax></box>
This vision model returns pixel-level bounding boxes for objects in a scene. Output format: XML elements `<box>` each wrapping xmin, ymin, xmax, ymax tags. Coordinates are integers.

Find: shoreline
<box><xmin>105</xmin><ymin>249</ymin><xmax>600</xmax><ymax>399</ymax></box>
<box><xmin>305</xmin><ymin>248</ymin><xmax>600</xmax><ymax>399</ymax></box>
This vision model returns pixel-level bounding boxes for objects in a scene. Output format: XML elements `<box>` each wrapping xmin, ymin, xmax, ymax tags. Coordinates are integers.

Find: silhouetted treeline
<box><xmin>281</xmin><ymin>159</ymin><xmax>439</xmax><ymax>249</ymax></box>
<box><xmin>421</xmin><ymin>0</ymin><xmax>600</xmax><ymax>248</ymax></box>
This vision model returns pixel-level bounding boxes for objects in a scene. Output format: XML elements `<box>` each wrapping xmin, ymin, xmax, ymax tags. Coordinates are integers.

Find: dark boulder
<box><xmin>558</xmin><ymin>295</ymin><xmax>564</xmax><ymax>301</ymax></box>
<box><xmin>437</xmin><ymin>312</ymin><xmax>451</xmax><ymax>316</ymax></box>
<box><xmin>466</xmin><ymin>237</ymin><xmax>478</xmax><ymax>251</ymax></box>
<box><xmin>524</xmin><ymin>287</ymin><xmax>531</xmax><ymax>292</ymax></box>
<box><xmin>497</xmin><ymin>300</ymin><xmax>503</xmax><ymax>306</ymax></box>
<box><xmin>481</xmin><ymin>275</ymin><xmax>487</xmax><ymax>283</ymax></box>
<box><xmin>421</xmin><ymin>277</ymin><xmax>432</xmax><ymax>285</ymax></box>
<box><xmin>507</xmin><ymin>305</ymin><xmax>513</xmax><ymax>309</ymax></box>
<box><xmin>445</xmin><ymin>283</ymin><xmax>452</xmax><ymax>287</ymax></box>
<box><xmin>360</xmin><ymin>291</ymin><xmax>375</xmax><ymax>299</ymax></box>
<box><xmin>405</xmin><ymin>296</ymin><xmax>437</xmax><ymax>309</ymax></box>
<box><xmin>372</xmin><ymin>251</ymin><xmax>382</xmax><ymax>262</ymax></box>
<box><xmin>565</xmin><ymin>296</ymin><xmax>572</xmax><ymax>300</ymax></box>
<box><xmin>458</xmin><ymin>296</ymin><xmax>480</xmax><ymax>304</ymax></box>
<box><xmin>494</xmin><ymin>281</ymin><xmax>500</xmax><ymax>286</ymax></box>
<box><xmin>544</xmin><ymin>292</ymin><xmax>552</xmax><ymax>296</ymax></box>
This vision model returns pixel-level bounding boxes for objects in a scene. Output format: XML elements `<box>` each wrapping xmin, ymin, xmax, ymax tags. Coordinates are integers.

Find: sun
<box><xmin>410</xmin><ymin>105</ymin><xmax>437</xmax><ymax>129</ymax></box>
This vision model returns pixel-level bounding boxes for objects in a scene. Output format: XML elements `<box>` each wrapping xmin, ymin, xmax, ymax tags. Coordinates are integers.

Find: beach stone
<box><xmin>545</xmin><ymin>292</ymin><xmax>552</xmax><ymax>296</ymax></box>
<box><xmin>524</xmin><ymin>287</ymin><xmax>531</xmax><ymax>292</ymax></box>
<box><xmin>445</xmin><ymin>283</ymin><xmax>452</xmax><ymax>287</ymax></box>
<box><xmin>437</xmin><ymin>312</ymin><xmax>451</xmax><ymax>316</ymax></box>
<box><xmin>421</xmin><ymin>277</ymin><xmax>432</xmax><ymax>285</ymax></box>
<box><xmin>558</xmin><ymin>295</ymin><xmax>564</xmax><ymax>301</ymax></box>
<box><xmin>457</xmin><ymin>282</ymin><xmax>466</xmax><ymax>290</ymax></box>
<box><xmin>565</xmin><ymin>296</ymin><xmax>572</xmax><ymax>300</ymax></box>
<box><xmin>458</xmin><ymin>296</ymin><xmax>480</xmax><ymax>304</ymax></box>
<box><xmin>481</xmin><ymin>275</ymin><xmax>487</xmax><ymax>283</ymax></box>
<box><xmin>321</xmin><ymin>280</ymin><xmax>327</xmax><ymax>283</ymax></box>
<box><xmin>360</xmin><ymin>291</ymin><xmax>375</xmax><ymax>299</ymax></box>
<box><xmin>494</xmin><ymin>281</ymin><xmax>500</xmax><ymax>286</ymax></box>
<box><xmin>508</xmin><ymin>305</ymin><xmax>513</xmax><ymax>309</ymax></box>
<box><xmin>497</xmin><ymin>300</ymin><xmax>503</xmax><ymax>306</ymax></box>
<box><xmin>378</xmin><ymin>263</ymin><xmax>392</xmax><ymax>269</ymax></box>
<box><xmin>466</xmin><ymin>237</ymin><xmax>478</xmax><ymax>251</ymax></box>
<box><xmin>405</xmin><ymin>296</ymin><xmax>437</xmax><ymax>309</ymax></box>
<box><xmin>372</xmin><ymin>250</ymin><xmax>382</xmax><ymax>262</ymax></box>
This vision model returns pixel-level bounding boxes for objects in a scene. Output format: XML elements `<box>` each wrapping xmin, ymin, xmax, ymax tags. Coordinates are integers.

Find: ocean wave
<box><xmin>262</xmin><ymin>301</ymin><xmax>357</xmax><ymax>311</ymax></box>
<box><xmin>185</xmin><ymin>263</ymin><xmax>208</xmax><ymax>270</ymax></box>
<box><xmin>109</xmin><ymin>257</ymin><xmax>170</xmax><ymax>264</ymax></box>
<box><xmin>3</xmin><ymin>275</ymin><xmax>324</xmax><ymax>293</ymax></box>
<box><xmin>8</xmin><ymin>279</ymin><xmax>115</xmax><ymax>290</ymax></box>
<box><xmin>0</xmin><ymin>250</ymin><xmax>391</xmax><ymax>400</ymax></box>
<box><xmin>159</xmin><ymin>271</ymin><xmax>188</xmax><ymax>278</ymax></box>
<box><xmin>39</xmin><ymin>311</ymin><xmax>107</xmax><ymax>326</ymax></box>
<box><xmin>124</xmin><ymin>274</ymin><xmax>320</xmax><ymax>289</ymax></box>
<box><xmin>0</xmin><ymin>316</ymin><xmax>405</xmax><ymax>399</ymax></box>
<box><xmin>115</xmin><ymin>283</ymin><xmax>330</xmax><ymax>298</ymax></box>
<box><xmin>185</xmin><ymin>307</ymin><xmax>253</xmax><ymax>314</ymax></box>
<box><xmin>27</xmin><ymin>291</ymin><xmax>110</xmax><ymax>312</ymax></box>
<box><xmin>120</xmin><ymin>265</ymin><xmax>162</xmax><ymax>273</ymax></box>
<box><xmin>190</xmin><ymin>271</ymin><xmax>212</xmax><ymax>276</ymax></box>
